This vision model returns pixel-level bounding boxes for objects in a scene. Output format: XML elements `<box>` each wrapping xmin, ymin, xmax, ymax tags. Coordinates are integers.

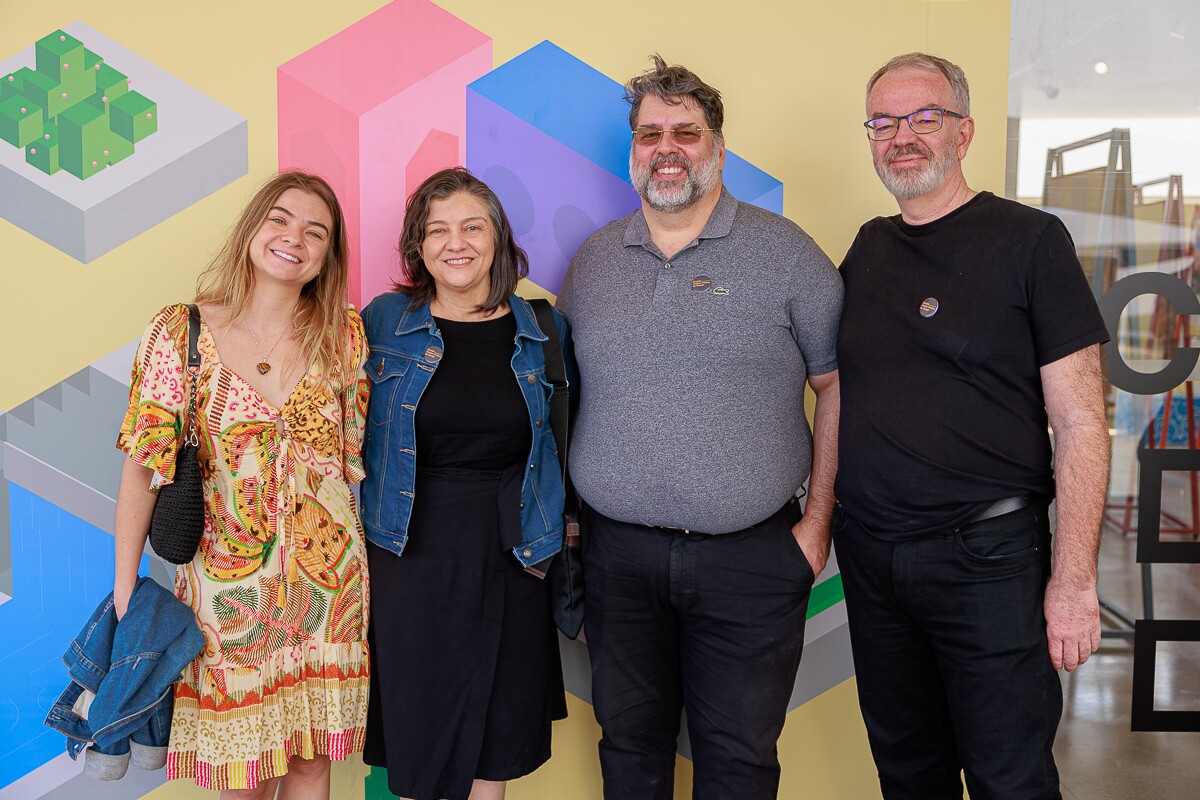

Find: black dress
<box><xmin>364</xmin><ymin>312</ymin><xmax>566</xmax><ymax>800</ymax></box>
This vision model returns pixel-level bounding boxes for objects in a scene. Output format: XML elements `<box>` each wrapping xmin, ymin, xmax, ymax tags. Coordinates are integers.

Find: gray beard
<box><xmin>630</xmin><ymin>148</ymin><xmax>722</xmax><ymax>213</ymax></box>
<box><xmin>875</xmin><ymin>140</ymin><xmax>958</xmax><ymax>200</ymax></box>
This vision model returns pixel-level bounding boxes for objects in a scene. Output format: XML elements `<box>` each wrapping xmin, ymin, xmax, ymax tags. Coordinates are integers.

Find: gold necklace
<box><xmin>244</xmin><ymin>321</ymin><xmax>291</xmax><ymax>375</ymax></box>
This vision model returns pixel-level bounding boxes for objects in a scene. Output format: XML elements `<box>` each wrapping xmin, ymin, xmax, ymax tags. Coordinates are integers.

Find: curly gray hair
<box><xmin>625</xmin><ymin>54</ymin><xmax>724</xmax><ymax>143</ymax></box>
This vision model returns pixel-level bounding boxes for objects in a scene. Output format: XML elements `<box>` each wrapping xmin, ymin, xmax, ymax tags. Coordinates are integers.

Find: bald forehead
<box><xmin>866</xmin><ymin>66</ymin><xmax>955</xmax><ymax>117</ymax></box>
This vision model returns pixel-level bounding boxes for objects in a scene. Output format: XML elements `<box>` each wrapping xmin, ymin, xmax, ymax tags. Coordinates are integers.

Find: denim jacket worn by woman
<box><xmin>361</xmin><ymin>293</ymin><xmax>575</xmax><ymax>569</ymax></box>
<box><xmin>44</xmin><ymin>576</ymin><xmax>204</xmax><ymax>780</ymax></box>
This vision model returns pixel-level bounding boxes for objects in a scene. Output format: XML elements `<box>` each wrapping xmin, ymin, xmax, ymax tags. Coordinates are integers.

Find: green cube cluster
<box><xmin>110</xmin><ymin>91</ymin><xmax>157</xmax><ymax>143</ymax></box>
<box><xmin>2</xmin><ymin>72</ymin><xmax>21</xmax><ymax>100</ymax></box>
<box><xmin>26</xmin><ymin>120</ymin><xmax>58</xmax><ymax>173</ymax></box>
<box><xmin>2</xmin><ymin>28</ymin><xmax>158</xmax><ymax>179</ymax></box>
<box><xmin>59</xmin><ymin>102</ymin><xmax>108</xmax><ymax>178</ymax></box>
<box><xmin>0</xmin><ymin>95</ymin><xmax>43</xmax><ymax>147</ymax></box>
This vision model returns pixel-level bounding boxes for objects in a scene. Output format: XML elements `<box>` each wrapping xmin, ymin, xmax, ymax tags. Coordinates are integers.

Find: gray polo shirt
<box><xmin>557</xmin><ymin>186</ymin><xmax>842</xmax><ymax>533</ymax></box>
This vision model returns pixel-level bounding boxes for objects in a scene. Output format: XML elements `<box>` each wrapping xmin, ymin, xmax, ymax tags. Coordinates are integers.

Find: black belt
<box><xmin>653</xmin><ymin>496</ymin><xmax>800</xmax><ymax>536</ymax></box>
<box><xmin>967</xmin><ymin>495</ymin><xmax>1033</xmax><ymax>524</ymax></box>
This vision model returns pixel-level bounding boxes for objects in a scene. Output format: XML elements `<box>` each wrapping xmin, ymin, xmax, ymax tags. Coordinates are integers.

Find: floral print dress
<box><xmin>117</xmin><ymin>303</ymin><xmax>370</xmax><ymax>790</ymax></box>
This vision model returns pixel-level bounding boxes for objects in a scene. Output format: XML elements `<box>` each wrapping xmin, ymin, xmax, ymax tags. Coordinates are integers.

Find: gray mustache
<box><xmin>885</xmin><ymin>144</ymin><xmax>933</xmax><ymax>164</ymax></box>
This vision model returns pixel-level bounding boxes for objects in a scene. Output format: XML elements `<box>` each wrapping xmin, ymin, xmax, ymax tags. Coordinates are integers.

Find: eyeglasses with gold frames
<box><xmin>631</xmin><ymin>125</ymin><xmax>718</xmax><ymax>146</ymax></box>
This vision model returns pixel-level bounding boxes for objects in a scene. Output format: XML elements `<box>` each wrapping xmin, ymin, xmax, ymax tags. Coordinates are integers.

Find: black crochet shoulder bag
<box><xmin>148</xmin><ymin>304</ymin><xmax>206</xmax><ymax>565</ymax></box>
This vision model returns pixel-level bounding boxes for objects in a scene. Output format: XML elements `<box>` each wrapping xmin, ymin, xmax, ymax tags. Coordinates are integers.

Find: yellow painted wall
<box><xmin>1</xmin><ymin>1</ymin><xmax>1010</xmax><ymax>797</ymax></box>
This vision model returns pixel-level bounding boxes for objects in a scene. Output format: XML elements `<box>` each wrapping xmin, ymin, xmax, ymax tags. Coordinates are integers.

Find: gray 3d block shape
<box><xmin>0</xmin><ymin>21</ymin><xmax>247</xmax><ymax>263</ymax></box>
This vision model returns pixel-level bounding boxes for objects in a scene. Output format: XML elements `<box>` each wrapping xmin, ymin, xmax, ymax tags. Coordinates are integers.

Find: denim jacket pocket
<box><xmin>365</xmin><ymin>351</ymin><xmax>412</xmax><ymax>427</ymax></box>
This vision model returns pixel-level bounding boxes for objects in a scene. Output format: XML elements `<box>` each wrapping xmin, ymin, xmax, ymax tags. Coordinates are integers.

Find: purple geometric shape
<box><xmin>469</xmin><ymin>91</ymin><xmax>639</xmax><ymax>296</ymax></box>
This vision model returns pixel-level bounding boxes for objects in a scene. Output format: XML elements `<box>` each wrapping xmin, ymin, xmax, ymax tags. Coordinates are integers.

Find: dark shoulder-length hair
<box><xmin>395</xmin><ymin>167</ymin><xmax>528</xmax><ymax>314</ymax></box>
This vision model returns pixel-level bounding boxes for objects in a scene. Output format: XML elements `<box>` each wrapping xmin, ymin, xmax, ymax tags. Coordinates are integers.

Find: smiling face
<box><xmin>247</xmin><ymin>187</ymin><xmax>333</xmax><ymax>288</ymax></box>
<box><xmin>629</xmin><ymin>94</ymin><xmax>725</xmax><ymax>214</ymax></box>
<box><xmin>420</xmin><ymin>191</ymin><xmax>496</xmax><ymax>303</ymax></box>
<box><xmin>866</xmin><ymin>66</ymin><xmax>973</xmax><ymax>201</ymax></box>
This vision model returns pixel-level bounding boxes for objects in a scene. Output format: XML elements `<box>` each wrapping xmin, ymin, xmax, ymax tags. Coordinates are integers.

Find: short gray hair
<box><xmin>625</xmin><ymin>54</ymin><xmax>724</xmax><ymax>142</ymax></box>
<box><xmin>866</xmin><ymin>52</ymin><xmax>970</xmax><ymax>116</ymax></box>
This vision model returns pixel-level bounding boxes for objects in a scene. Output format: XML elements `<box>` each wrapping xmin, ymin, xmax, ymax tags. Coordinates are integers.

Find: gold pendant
<box><xmin>257</xmin><ymin>362</ymin><xmax>271</xmax><ymax>375</ymax></box>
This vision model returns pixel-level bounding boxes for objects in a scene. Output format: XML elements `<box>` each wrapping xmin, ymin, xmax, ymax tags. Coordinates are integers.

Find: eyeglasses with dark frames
<box><xmin>631</xmin><ymin>125</ymin><xmax>718</xmax><ymax>146</ymax></box>
<box><xmin>863</xmin><ymin>108</ymin><xmax>965</xmax><ymax>141</ymax></box>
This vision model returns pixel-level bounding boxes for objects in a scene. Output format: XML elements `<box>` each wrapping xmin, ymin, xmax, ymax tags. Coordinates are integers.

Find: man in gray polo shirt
<box><xmin>556</xmin><ymin>55</ymin><xmax>842</xmax><ymax>799</ymax></box>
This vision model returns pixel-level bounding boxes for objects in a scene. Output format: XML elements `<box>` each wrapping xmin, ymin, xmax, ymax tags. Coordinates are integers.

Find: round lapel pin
<box><xmin>919</xmin><ymin>297</ymin><xmax>939</xmax><ymax>318</ymax></box>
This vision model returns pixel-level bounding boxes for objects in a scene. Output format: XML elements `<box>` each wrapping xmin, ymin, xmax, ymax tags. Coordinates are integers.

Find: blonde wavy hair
<box><xmin>194</xmin><ymin>171</ymin><xmax>351</xmax><ymax>387</ymax></box>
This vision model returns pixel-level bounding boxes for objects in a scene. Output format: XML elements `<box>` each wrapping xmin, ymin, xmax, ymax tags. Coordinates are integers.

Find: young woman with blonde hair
<box><xmin>113</xmin><ymin>171</ymin><xmax>370</xmax><ymax>799</ymax></box>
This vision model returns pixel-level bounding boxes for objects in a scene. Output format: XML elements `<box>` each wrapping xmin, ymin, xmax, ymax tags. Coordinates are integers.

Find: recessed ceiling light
<box><xmin>1093</xmin><ymin>61</ymin><xmax>1109</xmax><ymax>75</ymax></box>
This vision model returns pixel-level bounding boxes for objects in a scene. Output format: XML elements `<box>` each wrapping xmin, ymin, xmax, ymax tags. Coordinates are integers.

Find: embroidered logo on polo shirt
<box><xmin>691</xmin><ymin>275</ymin><xmax>728</xmax><ymax>295</ymax></box>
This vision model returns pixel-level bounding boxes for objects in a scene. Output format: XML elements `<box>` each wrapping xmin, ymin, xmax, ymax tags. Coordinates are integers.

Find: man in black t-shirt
<box><xmin>835</xmin><ymin>53</ymin><xmax>1110</xmax><ymax>799</ymax></box>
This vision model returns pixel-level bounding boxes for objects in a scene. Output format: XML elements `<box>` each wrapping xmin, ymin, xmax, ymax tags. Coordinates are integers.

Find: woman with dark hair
<box><xmin>360</xmin><ymin>167</ymin><xmax>572</xmax><ymax>800</ymax></box>
<box><xmin>113</xmin><ymin>171</ymin><xmax>370</xmax><ymax>798</ymax></box>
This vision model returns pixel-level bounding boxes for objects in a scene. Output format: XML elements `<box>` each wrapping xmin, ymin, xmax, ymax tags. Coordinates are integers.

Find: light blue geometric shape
<box><xmin>468</xmin><ymin>41</ymin><xmax>783</xmax><ymax>214</ymax></box>
<box><xmin>468</xmin><ymin>40</ymin><xmax>631</xmax><ymax>182</ymax></box>
<box><xmin>0</xmin><ymin>485</ymin><xmax>147</xmax><ymax>790</ymax></box>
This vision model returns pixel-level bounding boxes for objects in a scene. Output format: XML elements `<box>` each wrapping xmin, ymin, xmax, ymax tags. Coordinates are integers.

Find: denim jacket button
<box><xmin>519</xmin><ymin>502</ymin><xmax>525</xmax><ymax>509</ymax></box>
<box><xmin>527</xmin><ymin>375</ymin><xmax>536</xmax><ymax>384</ymax></box>
<box><xmin>529</xmin><ymin>463</ymin><xmax>535</xmax><ymax>470</ymax></box>
<box><xmin>523</xmin><ymin>548</ymin><xmax>533</xmax><ymax>558</ymax></box>
<box><xmin>536</xmin><ymin>419</ymin><xmax>542</xmax><ymax>427</ymax></box>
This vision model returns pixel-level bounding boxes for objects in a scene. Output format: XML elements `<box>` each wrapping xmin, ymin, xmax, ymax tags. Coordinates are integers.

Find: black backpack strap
<box><xmin>529</xmin><ymin>299</ymin><xmax>582</xmax><ymax>546</ymax></box>
<box><xmin>529</xmin><ymin>298</ymin><xmax>569</xmax><ymax>488</ymax></box>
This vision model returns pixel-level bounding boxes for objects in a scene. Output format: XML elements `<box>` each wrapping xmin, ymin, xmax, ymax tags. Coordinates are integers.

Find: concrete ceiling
<box><xmin>1009</xmin><ymin>0</ymin><xmax>1200</xmax><ymax>119</ymax></box>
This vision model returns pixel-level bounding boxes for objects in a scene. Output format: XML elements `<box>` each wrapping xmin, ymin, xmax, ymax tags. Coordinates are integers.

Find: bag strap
<box><xmin>529</xmin><ymin>299</ymin><xmax>569</xmax><ymax>485</ymax></box>
<box><xmin>184</xmin><ymin>304</ymin><xmax>202</xmax><ymax>446</ymax></box>
<box><xmin>529</xmin><ymin>299</ymin><xmax>581</xmax><ymax>547</ymax></box>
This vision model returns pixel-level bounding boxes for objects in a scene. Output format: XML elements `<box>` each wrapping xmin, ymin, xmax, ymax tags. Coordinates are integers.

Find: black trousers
<box><xmin>834</xmin><ymin>503</ymin><xmax>1063</xmax><ymax>800</ymax></box>
<box><xmin>583</xmin><ymin>501</ymin><xmax>813</xmax><ymax>800</ymax></box>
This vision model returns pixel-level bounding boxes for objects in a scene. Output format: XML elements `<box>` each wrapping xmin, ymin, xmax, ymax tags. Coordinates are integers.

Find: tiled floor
<box><xmin>1054</xmin><ymin>524</ymin><xmax>1200</xmax><ymax>800</ymax></box>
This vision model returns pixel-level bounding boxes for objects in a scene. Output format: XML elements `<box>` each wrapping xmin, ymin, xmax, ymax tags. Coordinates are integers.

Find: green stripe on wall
<box><xmin>806</xmin><ymin>573</ymin><xmax>844</xmax><ymax>619</ymax></box>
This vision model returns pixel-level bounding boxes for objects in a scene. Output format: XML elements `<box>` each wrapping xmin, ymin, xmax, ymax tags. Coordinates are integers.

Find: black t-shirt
<box><xmin>835</xmin><ymin>191</ymin><xmax>1110</xmax><ymax>536</ymax></box>
<box><xmin>416</xmin><ymin>313</ymin><xmax>531</xmax><ymax>471</ymax></box>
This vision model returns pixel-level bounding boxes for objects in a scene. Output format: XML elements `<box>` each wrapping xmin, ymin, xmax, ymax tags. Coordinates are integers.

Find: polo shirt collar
<box><xmin>622</xmin><ymin>185</ymin><xmax>737</xmax><ymax>249</ymax></box>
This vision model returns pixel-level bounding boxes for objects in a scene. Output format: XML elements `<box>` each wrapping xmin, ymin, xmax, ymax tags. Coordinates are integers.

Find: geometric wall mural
<box><xmin>2</xmin><ymin>2</ymin><xmax>862</xmax><ymax>798</ymax></box>
<box><xmin>0</xmin><ymin>22</ymin><xmax>246</xmax><ymax>263</ymax></box>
